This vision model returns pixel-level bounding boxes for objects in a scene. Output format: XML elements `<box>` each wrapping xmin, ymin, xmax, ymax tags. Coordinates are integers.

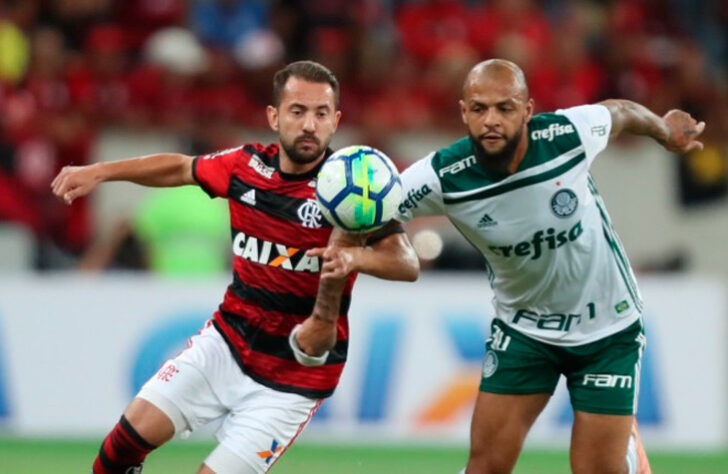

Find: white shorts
<box><xmin>138</xmin><ymin>321</ymin><xmax>322</xmax><ymax>474</ymax></box>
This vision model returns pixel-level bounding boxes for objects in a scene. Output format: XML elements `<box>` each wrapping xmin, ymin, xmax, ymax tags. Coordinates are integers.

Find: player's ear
<box><xmin>525</xmin><ymin>98</ymin><xmax>535</xmax><ymax>122</ymax></box>
<box><xmin>332</xmin><ymin>110</ymin><xmax>342</xmax><ymax>131</ymax></box>
<box><xmin>459</xmin><ymin>99</ymin><xmax>467</xmax><ymax>125</ymax></box>
<box><xmin>266</xmin><ymin>105</ymin><xmax>279</xmax><ymax>132</ymax></box>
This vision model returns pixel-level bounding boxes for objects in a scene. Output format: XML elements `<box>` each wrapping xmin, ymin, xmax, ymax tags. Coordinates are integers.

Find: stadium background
<box><xmin>1</xmin><ymin>0</ymin><xmax>727</xmax><ymax>472</ymax></box>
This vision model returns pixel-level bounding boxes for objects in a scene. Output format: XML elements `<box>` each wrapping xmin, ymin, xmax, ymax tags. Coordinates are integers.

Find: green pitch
<box><xmin>1</xmin><ymin>438</ymin><xmax>728</xmax><ymax>473</ymax></box>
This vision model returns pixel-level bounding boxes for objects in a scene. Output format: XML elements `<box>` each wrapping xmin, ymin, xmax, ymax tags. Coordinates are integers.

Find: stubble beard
<box><xmin>470</xmin><ymin>125</ymin><xmax>524</xmax><ymax>172</ymax></box>
<box><xmin>281</xmin><ymin>134</ymin><xmax>329</xmax><ymax>165</ymax></box>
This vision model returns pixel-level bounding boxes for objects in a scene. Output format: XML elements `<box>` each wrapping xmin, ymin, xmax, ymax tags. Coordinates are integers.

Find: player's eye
<box><xmin>317</xmin><ymin>111</ymin><xmax>328</xmax><ymax>118</ymax></box>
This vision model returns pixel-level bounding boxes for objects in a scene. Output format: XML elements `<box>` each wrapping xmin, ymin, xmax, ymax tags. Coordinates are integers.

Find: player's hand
<box><xmin>662</xmin><ymin>109</ymin><xmax>705</xmax><ymax>154</ymax></box>
<box><xmin>51</xmin><ymin>164</ymin><xmax>104</xmax><ymax>205</ymax></box>
<box><xmin>307</xmin><ymin>246</ymin><xmax>360</xmax><ymax>280</ymax></box>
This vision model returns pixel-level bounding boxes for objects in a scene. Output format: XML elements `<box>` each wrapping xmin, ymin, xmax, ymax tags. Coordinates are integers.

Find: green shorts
<box><xmin>480</xmin><ymin>318</ymin><xmax>646</xmax><ymax>415</ymax></box>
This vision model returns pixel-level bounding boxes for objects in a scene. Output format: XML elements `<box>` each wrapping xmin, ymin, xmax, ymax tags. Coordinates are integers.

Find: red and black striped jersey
<box><xmin>192</xmin><ymin>142</ymin><xmax>356</xmax><ymax>398</ymax></box>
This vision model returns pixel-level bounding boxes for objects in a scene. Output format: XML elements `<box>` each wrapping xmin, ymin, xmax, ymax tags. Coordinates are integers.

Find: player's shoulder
<box><xmin>527</xmin><ymin>111</ymin><xmax>582</xmax><ymax>152</ymax></box>
<box><xmin>430</xmin><ymin>136</ymin><xmax>477</xmax><ymax>178</ymax></box>
<box><xmin>200</xmin><ymin>142</ymin><xmax>276</xmax><ymax>161</ymax></box>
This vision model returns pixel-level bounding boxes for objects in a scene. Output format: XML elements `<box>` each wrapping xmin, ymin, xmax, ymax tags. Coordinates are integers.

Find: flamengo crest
<box><xmin>298</xmin><ymin>200</ymin><xmax>323</xmax><ymax>228</ymax></box>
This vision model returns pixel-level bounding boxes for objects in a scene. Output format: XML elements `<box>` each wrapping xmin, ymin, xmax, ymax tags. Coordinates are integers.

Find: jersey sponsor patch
<box><xmin>438</xmin><ymin>155</ymin><xmax>476</xmax><ymax>177</ymax></box>
<box><xmin>531</xmin><ymin>123</ymin><xmax>575</xmax><ymax>141</ymax></box>
<box><xmin>257</xmin><ymin>439</ymin><xmax>282</xmax><ymax>464</ymax></box>
<box><xmin>550</xmin><ymin>189</ymin><xmax>578</xmax><ymax>218</ymax></box>
<box><xmin>232</xmin><ymin>231</ymin><xmax>320</xmax><ymax>272</ymax></box>
<box><xmin>248</xmin><ymin>154</ymin><xmax>275</xmax><ymax>178</ymax></box>
<box><xmin>582</xmin><ymin>373</ymin><xmax>633</xmax><ymax>389</ymax></box>
<box><xmin>399</xmin><ymin>184</ymin><xmax>432</xmax><ymax>214</ymax></box>
<box><xmin>488</xmin><ymin>221</ymin><xmax>583</xmax><ymax>260</ymax></box>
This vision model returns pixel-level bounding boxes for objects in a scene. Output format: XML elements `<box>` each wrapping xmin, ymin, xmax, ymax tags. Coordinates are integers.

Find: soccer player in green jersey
<box><xmin>397</xmin><ymin>59</ymin><xmax>704</xmax><ymax>474</ymax></box>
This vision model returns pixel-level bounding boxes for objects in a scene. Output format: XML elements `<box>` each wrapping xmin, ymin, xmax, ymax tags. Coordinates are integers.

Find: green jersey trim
<box><xmin>443</xmin><ymin>146</ymin><xmax>586</xmax><ymax>204</ymax></box>
<box><xmin>587</xmin><ymin>176</ymin><xmax>643</xmax><ymax>312</ymax></box>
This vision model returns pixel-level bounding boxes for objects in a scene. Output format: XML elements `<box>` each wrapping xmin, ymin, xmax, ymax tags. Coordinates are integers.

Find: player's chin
<box><xmin>480</xmin><ymin>139</ymin><xmax>506</xmax><ymax>153</ymax></box>
<box><xmin>294</xmin><ymin>145</ymin><xmax>325</xmax><ymax>162</ymax></box>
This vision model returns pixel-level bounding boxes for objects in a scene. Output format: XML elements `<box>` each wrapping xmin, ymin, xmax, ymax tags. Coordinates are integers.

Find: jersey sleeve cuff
<box><xmin>365</xmin><ymin>221</ymin><xmax>405</xmax><ymax>246</ymax></box>
<box><xmin>191</xmin><ymin>157</ymin><xmax>218</xmax><ymax>199</ymax></box>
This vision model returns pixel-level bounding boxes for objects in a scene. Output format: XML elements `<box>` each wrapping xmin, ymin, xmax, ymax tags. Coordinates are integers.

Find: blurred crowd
<box><xmin>1</xmin><ymin>0</ymin><xmax>727</xmax><ymax>271</ymax></box>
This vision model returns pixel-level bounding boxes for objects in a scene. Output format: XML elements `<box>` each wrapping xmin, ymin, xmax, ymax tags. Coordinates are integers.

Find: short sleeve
<box><xmin>396</xmin><ymin>153</ymin><xmax>445</xmax><ymax>223</ymax></box>
<box><xmin>192</xmin><ymin>146</ymin><xmax>242</xmax><ymax>198</ymax></box>
<box><xmin>556</xmin><ymin>105</ymin><xmax>612</xmax><ymax>166</ymax></box>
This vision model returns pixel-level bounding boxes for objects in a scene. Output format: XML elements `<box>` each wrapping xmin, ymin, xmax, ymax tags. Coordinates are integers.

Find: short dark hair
<box><xmin>272</xmin><ymin>60</ymin><xmax>339</xmax><ymax>107</ymax></box>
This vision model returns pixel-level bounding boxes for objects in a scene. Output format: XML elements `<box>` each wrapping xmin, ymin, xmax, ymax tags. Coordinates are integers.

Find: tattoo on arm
<box><xmin>600</xmin><ymin>99</ymin><xmax>669</xmax><ymax>144</ymax></box>
<box><xmin>312</xmin><ymin>279</ymin><xmax>345</xmax><ymax>324</ymax></box>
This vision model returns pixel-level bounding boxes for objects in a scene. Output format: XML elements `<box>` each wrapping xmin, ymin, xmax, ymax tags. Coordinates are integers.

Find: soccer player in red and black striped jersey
<box><xmin>52</xmin><ymin>61</ymin><xmax>419</xmax><ymax>474</ymax></box>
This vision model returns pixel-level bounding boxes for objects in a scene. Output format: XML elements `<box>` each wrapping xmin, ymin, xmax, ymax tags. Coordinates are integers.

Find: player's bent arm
<box><xmin>51</xmin><ymin>153</ymin><xmax>194</xmax><ymax>204</ymax></box>
<box><xmin>599</xmin><ymin>99</ymin><xmax>705</xmax><ymax>154</ymax></box>
<box><xmin>354</xmin><ymin>230</ymin><xmax>419</xmax><ymax>282</ymax></box>
<box><xmin>308</xmin><ymin>222</ymin><xmax>420</xmax><ymax>282</ymax></box>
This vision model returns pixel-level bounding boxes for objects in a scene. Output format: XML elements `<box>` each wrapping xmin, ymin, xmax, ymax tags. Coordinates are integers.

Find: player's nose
<box><xmin>302</xmin><ymin>113</ymin><xmax>316</xmax><ymax>132</ymax></box>
<box><xmin>483</xmin><ymin>108</ymin><xmax>501</xmax><ymax>127</ymax></box>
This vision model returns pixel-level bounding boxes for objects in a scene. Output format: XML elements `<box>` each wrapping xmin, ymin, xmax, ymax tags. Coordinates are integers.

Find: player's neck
<box><xmin>278</xmin><ymin>149</ymin><xmax>324</xmax><ymax>175</ymax></box>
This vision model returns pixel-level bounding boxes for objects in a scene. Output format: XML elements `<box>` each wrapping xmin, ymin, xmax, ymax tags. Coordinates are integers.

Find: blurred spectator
<box><xmin>1</xmin><ymin>0</ymin><xmax>727</xmax><ymax>270</ymax></box>
<box><xmin>190</xmin><ymin>0</ymin><xmax>269</xmax><ymax>50</ymax></box>
<box><xmin>131</xmin><ymin>27</ymin><xmax>207</xmax><ymax>132</ymax></box>
<box><xmin>0</xmin><ymin>0</ymin><xmax>33</xmax><ymax>85</ymax></box>
<box><xmin>65</xmin><ymin>23</ymin><xmax>134</xmax><ymax>125</ymax></box>
<box><xmin>115</xmin><ymin>0</ymin><xmax>185</xmax><ymax>49</ymax></box>
<box><xmin>79</xmin><ymin>186</ymin><xmax>229</xmax><ymax>276</ymax></box>
<box><xmin>395</xmin><ymin>0</ymin><xmax>470</xmax><ymax>64</ymax></box>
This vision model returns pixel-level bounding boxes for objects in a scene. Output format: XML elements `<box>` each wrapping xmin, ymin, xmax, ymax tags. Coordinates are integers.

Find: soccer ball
<box><xmin>315</xmin><ymin>145</ymin><xmax>402</xmax><ymax>233</ymax></box>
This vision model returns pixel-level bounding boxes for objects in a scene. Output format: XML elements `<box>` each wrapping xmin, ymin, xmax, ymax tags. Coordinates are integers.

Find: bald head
<box><xmin>463</xmin><ymin>59</ymin><xmax>529</xmax><ymax>101</ymax></box>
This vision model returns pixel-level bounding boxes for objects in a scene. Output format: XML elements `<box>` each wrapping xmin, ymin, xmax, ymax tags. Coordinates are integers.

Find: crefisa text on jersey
<box><xmin>530</xmin><ymin>123</ymin><xmax>575</xmax><ymax>141</ymax></box>
<box><xmin>398</xmin><ymin>184</ymin><xmax>432</xmax><ymax>214</ymax></box>
<box><xmin>488</xmin><ymin>221</ymin><xmax>583</xmax><ymax>260</ymax></box>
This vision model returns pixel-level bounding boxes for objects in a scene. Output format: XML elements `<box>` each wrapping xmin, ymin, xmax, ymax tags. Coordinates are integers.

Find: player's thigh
<box><xmin>134</xmin><ymin>322</ymin><xmax>230</xmax><ymax>442</ymax></box>
<box><xmin>469</xmin><ymin>320</ymin><xmax>557</xmax><ymax>473</ymax></box>
<box><xmin>468</xmin><ymin>391</ymin><xmax>550</xmax><ymax>473</ymax></box>
<box><xmin>570</xmin><ymin>411</ymin><xmax>633</xmax><ymax>474</ymax></box>
<box><xmin>203</xmin><ymin>382</ymin><xmax>322</xmax><ymax>474</ymax></box>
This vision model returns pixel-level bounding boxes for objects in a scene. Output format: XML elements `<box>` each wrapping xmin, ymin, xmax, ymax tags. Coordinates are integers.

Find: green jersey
<box><xmin>398</xmin><ymin>105</ymin><xmax>642</xmax><ymax>346</ymax></box>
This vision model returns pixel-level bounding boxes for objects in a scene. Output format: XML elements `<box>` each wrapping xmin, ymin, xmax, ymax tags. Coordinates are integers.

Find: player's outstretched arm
<box><xmin>307</xmin><ymin>222</ymin><xmax>420</xmax><ymax>282</ymax></box>
<box><xmin>51</xmin><ymin>153</ymin><xmax>195</xmax><ymax>205</ymax></box>
<box><xmin>599</xmin><ymin>99</ymin><xmax>705</xmax><ymax>154</ymax></box>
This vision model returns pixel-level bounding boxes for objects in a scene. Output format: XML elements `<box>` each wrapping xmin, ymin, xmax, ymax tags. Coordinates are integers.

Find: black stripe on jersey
<box><xmin>231</xmin><ymin>272</ymin><xmax>352</xmax><ymax>316</ymax></box>
<box><xmin>212</xmin><ymin>321</ymin><xmax>338</xmax><ymax>399</ymax></box>
<box><xmin>212</xmin><ymin>321</ymin><xmax>339</xmax><ymax>398</ymax></box>
<box><xmin>228</xmin><ymin>175</ymin><xmax>332</xmax><ymax>227</ymax></box>
<box><xmin>219</xmin><ymin>310</ymin><xmax>347</xmax><ymax>364</ymax></box>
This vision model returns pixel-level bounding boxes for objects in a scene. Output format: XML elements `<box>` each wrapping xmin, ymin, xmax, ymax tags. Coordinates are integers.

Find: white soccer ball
<box><xmin>315</xmin><ymin>145</ymin><xmax>402</xmax><ymax>233</ymax></box>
